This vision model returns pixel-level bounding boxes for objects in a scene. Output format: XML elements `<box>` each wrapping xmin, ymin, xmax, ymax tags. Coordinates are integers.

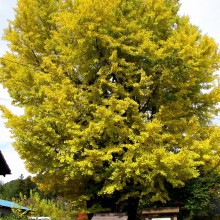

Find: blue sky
<box><xmin>0</xmin><ymin>0</ymin><xmax>220</xmax><ymax>182</ymax></box>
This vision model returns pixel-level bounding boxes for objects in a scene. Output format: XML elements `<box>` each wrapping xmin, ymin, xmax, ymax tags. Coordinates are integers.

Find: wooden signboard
<box><xmin>142</xmin><ymin>207</ymin><xmax>179</xmax><ymax>220</ymax></box>
<box><xmin>92</xmin><ymin>213</ymin><xmax>128</xmax><ymax>220</ymax></box>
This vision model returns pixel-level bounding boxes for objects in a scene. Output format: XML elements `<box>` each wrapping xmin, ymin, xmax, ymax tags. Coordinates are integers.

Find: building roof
<box><xmin>142</xmin><ymin>207</ymin><xmax>180</xmax><ymax>215</ymax></box>
<box><xmin>0</xmin><ymin>151</ymin><xmax>11</xmax><ymax>176</ymax></box>
<box><xmin>92</xmin><ymin>213</ymin><xmax>128</xmax><ymax>220</ymax></box>
<box><xmin>0</xmin><ymin>199</ymin><xmax>31</xmax><ymax>211</ymax></box>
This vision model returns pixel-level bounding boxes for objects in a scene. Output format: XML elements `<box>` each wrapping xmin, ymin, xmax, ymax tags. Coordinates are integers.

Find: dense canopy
<box><xmin>0</xmin><ymin>0</ymin><xmax>220</xmax><ymax>218</ymax></box>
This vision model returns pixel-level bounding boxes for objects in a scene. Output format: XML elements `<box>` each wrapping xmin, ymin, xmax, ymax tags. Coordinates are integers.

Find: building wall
<box><xmin>0</xmin><ymin>206</ymin><xmax>12</xmax><ymax>217</ymax></box>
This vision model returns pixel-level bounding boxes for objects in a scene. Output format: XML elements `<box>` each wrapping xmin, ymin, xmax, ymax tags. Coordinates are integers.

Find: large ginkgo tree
<box><xmin>1</xmin><ymin>0</ymin><xmax>220</xmax><ymax>219</ymax></box>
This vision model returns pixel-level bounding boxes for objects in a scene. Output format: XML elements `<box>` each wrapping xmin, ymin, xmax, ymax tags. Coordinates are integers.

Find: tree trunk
<box><xmin>127</xmin><ymin>197</ymin><xmax>139</xmax><ymax>220</ymax></box>
<box><xmin>87</xmin><ymin>213</ymin><xmax>93</xmax><ymax>220</ymax></box>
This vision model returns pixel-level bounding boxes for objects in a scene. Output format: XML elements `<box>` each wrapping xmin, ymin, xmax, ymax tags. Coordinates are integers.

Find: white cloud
<box><xmin>0</xmin><ymin>147</ymin><xmax>30</xmax><ymax>183</ymax></box>
<box><xmin>0</xmin><ymin>0</ymin><xmax>27</xmax><ymax>183</ymax></box>
<box><xmin>0</xmin><ymin>0</ymin><xmax>17</xmax><ymax>56</ymax></box>
<box><xmin>179</xmin><ymin>0</ymin><xmax>220</xmax><ymax>44</ymax></box>
<box><xmin>180</xmin><ymin>0</ymin><xmax>220</xmax><ymax>125</ymax></box>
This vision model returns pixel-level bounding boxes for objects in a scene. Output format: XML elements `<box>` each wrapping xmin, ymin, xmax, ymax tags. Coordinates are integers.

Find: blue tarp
<box><xmin>0</xmin><ymin>199</ymin><xmax>31</xmax><ymax>211</ymax></box>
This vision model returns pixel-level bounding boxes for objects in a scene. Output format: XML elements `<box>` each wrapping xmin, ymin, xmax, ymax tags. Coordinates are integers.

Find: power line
<box><xmin>0</xmin><ymin>57</ymin><xmax>49</xmax><ymax>72</ymax></box>
<box><xmin>0</xmin><ymin>57</ymin><xmax>32</xmax><ymax>68</ymax></box>
<box><xmin>0</xmin><ymin>98</ymin><xmax>11</xmax><ymax>102</ymax></box>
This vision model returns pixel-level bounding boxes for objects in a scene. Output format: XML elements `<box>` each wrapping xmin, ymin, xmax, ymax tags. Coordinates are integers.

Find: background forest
<box><xmin>0</xmin><ymin>176</ymin><xmax>77</xmax><ymax>220</ymax></box>
<box><xmin>1</xmin><ymin>173</ymin><xmax>220</xmax><ymax>219</ymax></box>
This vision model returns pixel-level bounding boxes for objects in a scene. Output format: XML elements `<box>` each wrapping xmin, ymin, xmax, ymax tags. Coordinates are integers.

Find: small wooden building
<box><xmin>0</xmin><ymin>151</ymin><xmax>11</xmax><ymax>176</ymax></box>
<box><xmin>0</xmin><ymin>199</ymin><xmax>31</xmax><ymax>217</ymax></box>
<box><xmin>92</xmin><ymin>213</ymin><xmax>128</xmax><ymax>220</ymax></box>
<box><xmin>142</xmin><ymin>207</ymin><xmax>179</xmax><ymax>220</ymax></box>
